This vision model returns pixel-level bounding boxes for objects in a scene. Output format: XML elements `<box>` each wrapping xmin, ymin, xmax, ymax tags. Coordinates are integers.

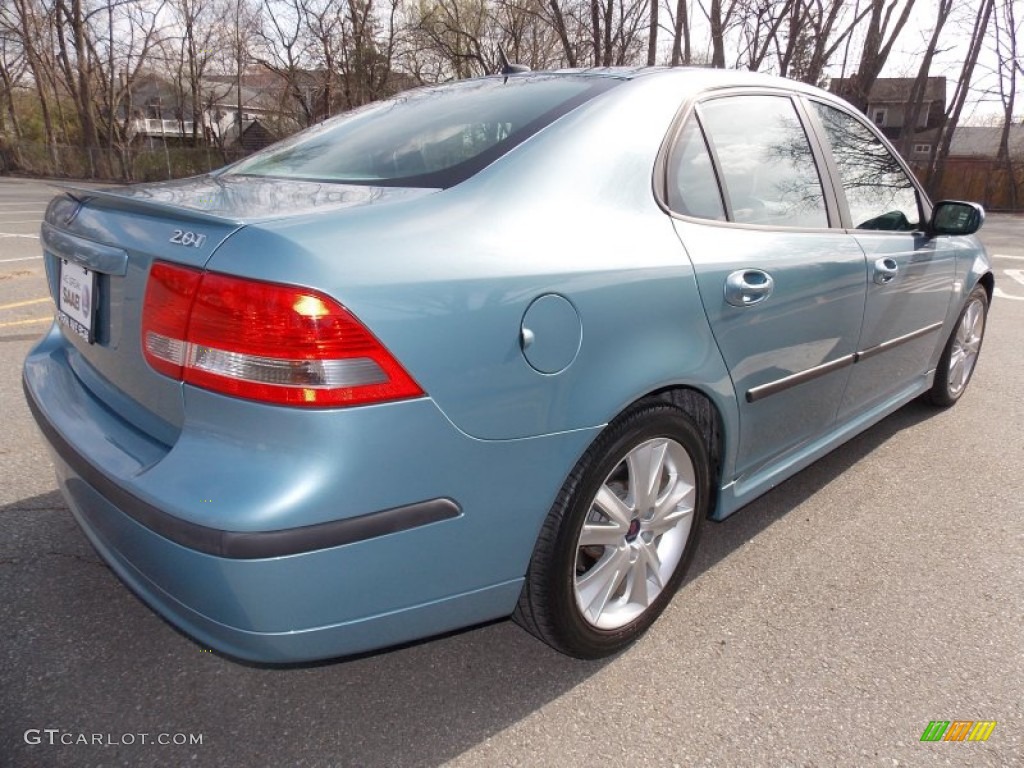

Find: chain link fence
<box><xmin>0</xmin><ymin>141</ymin><xmax>250</xmax><ymax>183</ymax></box>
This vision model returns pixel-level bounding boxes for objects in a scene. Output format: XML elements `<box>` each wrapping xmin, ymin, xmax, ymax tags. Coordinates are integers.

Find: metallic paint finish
<box><xmin>25</xmin><ymin>394</ymin><xmax>461</xmax><ymax>557</ymax></box>
<box><xmin>62</xmin><ymin>465</ymin><xmax>523</xmax><ymax>662</ymax></box>
<box><xmin>519</xmin><ymin>294</ymin><xmax>582</xmax><ymax>374</ymax></box>
<box><xmin>25</xmin><ymin>324</ymin><xmax>601</xmax><ymax>656</ymax></box>
<box><xmin>746</xmin><ymin>354</ymin><xmax>856</xmax><ymax>403</ymax></box>
<box><xmin>675</xmin><ymin>220</ymin><xmax>867</xmax><ymax>478</ymax></box>
<box><xmin>855</xmin><ymin>322</ymin><xmax>944</xmax><ymax>361</ymax></box>
<box><xmin>41</xmin><ymin>222</ymin><xmax>129</xmax><ymax>275</ymax></box>
<box><xmin>22</xmin><ymin>68</ymin><xmax>994</xmax><ymax>660</ymax></box>
<box><xmin>715</xmin><ymin>373</ymin><xmax>931</xmax><ymax>520</ymax></box>
<box><xmin>838</xmin><ymin>231</ymin><xmax>957</xmax><ymax>417</ymax></box>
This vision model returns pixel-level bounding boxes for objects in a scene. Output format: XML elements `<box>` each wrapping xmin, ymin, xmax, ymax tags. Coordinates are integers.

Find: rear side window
<box><xmin>699</xmin><ymin>95</ymin><xmax>829</xmax><ymax>228</ymax></box>
<box><xmin>812</xmin><ymin>102</ymin><xmax>921</xmax><ymax>231</ymax></box>
<box><xmin>226</xmin><ymin>76</ymin><xmax>620</xmax><ymax>188</ymax></box>
<box><xmin>667</xmin><ymin>119</ymin><xmax>725</xmax><ymax>220</ymax></box>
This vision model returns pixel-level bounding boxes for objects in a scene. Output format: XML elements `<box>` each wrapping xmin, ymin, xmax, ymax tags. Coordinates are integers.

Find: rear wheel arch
<box><xmin>649</xmin><ymin>386</ymin><xmax>725</xmax><ymax>512</ymax></box>
<box><xmin>977</xmin><ymin>271</ymin><xmax>994</xmax><ymax>302</ymax></box>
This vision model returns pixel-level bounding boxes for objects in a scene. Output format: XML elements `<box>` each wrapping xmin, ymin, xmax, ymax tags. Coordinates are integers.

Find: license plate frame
<box><xmin>58</xmin><ymin>259</ymin><xmax>97</xmax><ymax>343</ymax></box>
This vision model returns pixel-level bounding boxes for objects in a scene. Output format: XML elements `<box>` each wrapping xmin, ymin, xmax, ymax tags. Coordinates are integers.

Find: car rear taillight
<box><xmin>141</xmin><ymin>262</ymin><xmax>423</xmax><ymax>407</ymax></box>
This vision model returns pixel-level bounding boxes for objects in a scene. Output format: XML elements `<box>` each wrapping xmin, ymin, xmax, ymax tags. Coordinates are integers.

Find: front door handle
<box><xmin>873</xmin><ymin>257</ymin><xmax>899</xmax><ymax>285</ymax></box>
<box><xmin>725</xmin><ymin>269</ymin><xmax>774</xmax><ymax>307</ymax></box>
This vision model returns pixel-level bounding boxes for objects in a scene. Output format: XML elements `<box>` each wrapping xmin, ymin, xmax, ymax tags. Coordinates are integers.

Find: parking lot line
<box><xmin>0</xmin><ymin>297</ymin><xmax>51</xmax><ymax>311</ymax></box>
<box><xmin>0</xmin><ymin>256</ymin><xmax>41</xmax><ymax>262</ymax></box>
<box><xmin>0</xmin><ymin>315</ymin><xmax>51</xmax><ymax>328</ymax></box>
<box><xmin>992</xmin><ymin>253</ymin><xmax>1024</xmax><ymax>261</ymax></box>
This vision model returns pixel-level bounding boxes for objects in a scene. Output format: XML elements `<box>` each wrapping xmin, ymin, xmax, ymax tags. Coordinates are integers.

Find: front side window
<box><xmin>698</xmin><ymin>95</ymin><xmax>829</xmax><ymax>228</ymax></box>
<box><xmin>226</xmin><ymin>75</ymin><xmax>620</xmax><ymax>188</ymax></box>
<box><xmin>813</xmin><ymin>102</ymin><xmax>921</xmax><ymax>231</ymax></box>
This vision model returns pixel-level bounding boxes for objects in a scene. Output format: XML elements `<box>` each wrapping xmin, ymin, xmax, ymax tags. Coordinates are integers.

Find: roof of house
<box><xmin>829</xmin><ymin>76</ymin><xmax>946</xmax><ymax>105</ymax></box>
<box><xmin>948</xmin><ymin>126</ymin><xmax>1024</xmax><ymax>157</ymax></box>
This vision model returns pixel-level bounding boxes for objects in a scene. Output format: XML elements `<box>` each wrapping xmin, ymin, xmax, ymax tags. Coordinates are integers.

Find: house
<box><xmin>122</xmin><ymin>71</ymin><xmax>288</xmax><ymax>147</ymax></box>
<box><xmin>237</xmin><ymin>118</ymin><xmax>279</xmax><ymax>152</ymax></box>
<box><xmin>946</xmin><ymin>126</ymin><xmax>1024</xmax><ymax>158</ymax></box>
<box><xmin>829</xmin><ymin>77</ymin><xmax>946</xmax><ymax>142</ymax></box>
<box><xmin>121</xmin><ymin>66</ymin><xmax>418</xmax><ymax>150</ymax></box>
<box><xmin>904</xmin><ymin>124</ymin><xmax>1024</xmax><ymax>162</ymax></box>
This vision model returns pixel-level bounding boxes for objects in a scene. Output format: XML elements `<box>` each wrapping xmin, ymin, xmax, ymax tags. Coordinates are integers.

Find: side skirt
<box><xmin>712</xmin><ymin>374</ymin><xmax>931</xmax><ymax>521</ymax></box>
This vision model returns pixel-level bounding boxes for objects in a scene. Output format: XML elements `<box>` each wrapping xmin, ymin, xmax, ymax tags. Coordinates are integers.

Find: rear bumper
<box><xmin>54</xmin><ymin>455</ymin><xmax>522</xmax><ymax>662</ymax></box>
<box><xmin>23</xmin><ymin>325</ymin><xmax>598</xmax><ymax>662</ymax></box>
<box><xmin>26</xmin><ymin>392</ymin><xmax>460</xmax><ymax>558</ymax></box>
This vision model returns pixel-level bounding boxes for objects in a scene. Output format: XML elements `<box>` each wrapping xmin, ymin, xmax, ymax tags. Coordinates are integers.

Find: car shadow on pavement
<box><xmin>0</xmin><ymin>401</ymin><xmax>938</xmax><ymax>768</ymax></box>
<box><xmin>686</xmin><ymin>399</ymin><xmax>938</xmax><ymax>581</ymax></box>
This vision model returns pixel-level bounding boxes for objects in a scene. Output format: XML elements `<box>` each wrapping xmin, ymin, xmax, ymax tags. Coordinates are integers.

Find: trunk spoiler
<box><xmin>50</xmin><ymin>183</ymin><xmax>245</xmax><ymax>226</ymax></box>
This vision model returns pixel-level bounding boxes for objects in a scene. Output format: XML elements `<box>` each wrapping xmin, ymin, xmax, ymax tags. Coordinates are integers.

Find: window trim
<box><xmin>665</xmin><ymin>107</ymin><xmax>729</xmax><ymax>220</ymax></box>
<box><xmin>656</xmin><ymin>87</ymin><xmax>842</xmax><ymax>233</ymax></box>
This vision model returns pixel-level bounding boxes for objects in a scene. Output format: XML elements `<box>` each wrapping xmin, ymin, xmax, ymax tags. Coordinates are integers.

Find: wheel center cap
<box><xmin>625</xmin><ymin>518</ymin><xmax>641</xmax><ymax>543</ymax></box>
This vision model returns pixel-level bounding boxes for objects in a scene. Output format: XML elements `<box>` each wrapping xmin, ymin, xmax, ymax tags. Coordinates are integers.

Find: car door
<box><xmin>666</xmin><ymin>92</ymin><xmax>868</xmax><ymax>480</ymax></box>
<box><xmin>807</xmin><ymin>100</ymin><xmax>958</xmax><ymax>417</ymax></box>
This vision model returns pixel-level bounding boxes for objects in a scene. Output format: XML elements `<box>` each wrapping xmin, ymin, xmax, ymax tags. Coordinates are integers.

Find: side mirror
<box><xmin>930</xmin><ymin>200</ymin><xmax>984</xmax><ymax>236</ymax></box>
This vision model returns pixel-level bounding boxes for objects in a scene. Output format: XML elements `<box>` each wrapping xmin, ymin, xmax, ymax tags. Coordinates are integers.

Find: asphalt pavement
<box><xmin>0</xmin><ymin>177</ymin><xmax>1021</xmax><ymax>767</ymax></box>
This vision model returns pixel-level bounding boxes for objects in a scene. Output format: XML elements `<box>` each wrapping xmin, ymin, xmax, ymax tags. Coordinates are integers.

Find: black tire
<box><xmin>927</xmin><ymin>285</ymin><xmax>989</xmax><ymax>407</ymax></box>
<box><xmin>513</xmin><ymin>401</ymin><xmax>710</xmax><ymax>659</ymax></box>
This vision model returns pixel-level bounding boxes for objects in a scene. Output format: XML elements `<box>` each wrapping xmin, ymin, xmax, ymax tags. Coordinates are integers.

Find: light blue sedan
<box><xmin>23</xmin><ymin>67</ymin><xmax>992</xmax><ymax>661</ymax></box>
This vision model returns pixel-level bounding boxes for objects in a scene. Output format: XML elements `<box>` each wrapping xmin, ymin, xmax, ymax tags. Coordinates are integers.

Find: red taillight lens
<box><xmin>141</xmin><ymin>262</ymin><xmax>202</xmax><ymax>380</ymax></box>
<box><xmin>142</xmin><ymin>261</ymin><xmax>423</xmax><ymax>407</ymax></box>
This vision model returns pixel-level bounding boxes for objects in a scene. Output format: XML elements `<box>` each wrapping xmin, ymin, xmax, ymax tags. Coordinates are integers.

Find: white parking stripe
<box><xmin>0</xmin><ymin>219</ymin><xmax>42</xmax><ymax>224</ymax></box>
<box><xmin>992</xmin><ymin>253</ymin><xmax>1024</xmax><ymax>261</ymax></box>
<box><xmin>0</xmin><ymin>256</ymin><xmax>41</xmax><ymax>262</ymax></box>
<box><xmin>0</xmin><ymin>235</ymin><xmax>40</xmax><ymax>240</ymax></box>
<box><xmin>994</xmin><ymin>268</ymin><xmax>1024</xmax><ymax>301</ymax></box>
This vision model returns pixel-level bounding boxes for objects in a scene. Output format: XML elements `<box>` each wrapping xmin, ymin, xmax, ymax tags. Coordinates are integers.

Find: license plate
<box><xmin>58</xmin><ymin>259</ymin><xmax>97</xmax><ymax>343</ymax></box>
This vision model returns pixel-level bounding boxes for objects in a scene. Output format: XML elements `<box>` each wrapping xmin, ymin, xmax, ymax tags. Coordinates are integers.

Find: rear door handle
<box><xmin>873</xmin><ymin>257</ymin><xmax>898</xmax><ymax>285</ymax></box>
<box><xmin>725</xmin><ymin>269</ymin><xmax>774</xmax><ymax>307</ymax></box>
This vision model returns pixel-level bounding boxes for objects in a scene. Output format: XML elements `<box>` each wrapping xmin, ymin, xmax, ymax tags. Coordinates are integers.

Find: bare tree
<box><xmin>992</xmin><ymin>0</ymin><xmax>1021</xmax><ymax>208</ymax></box>
<box><xmin>897</xmin><ymin>0</ymin><xmax>953</xmax><ymax>159</ymax></box>
<box><xmin>699</xmin><ymin>0</ymin><xmax>740</xmax><ymax>67</ymax></box>
<box><xmin>925</xmin><ymin>0</ymin><xmax>995</xmax><ymax>194</ymax></box>
<box><xmin>842</xmin><ymin>0</ymin><xmax>917</xmax><ymax>112</ymax></box>
<box><xmin>668</xmin><ymin>0</ymin><xmax>690</xmax><ymax>65</ymax></box>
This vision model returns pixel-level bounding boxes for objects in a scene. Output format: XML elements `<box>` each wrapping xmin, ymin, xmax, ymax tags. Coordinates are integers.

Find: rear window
<box><xmin>225</xmin><ymin>75</ymin><xmax>621</xmax><ymax>188</ymax></box>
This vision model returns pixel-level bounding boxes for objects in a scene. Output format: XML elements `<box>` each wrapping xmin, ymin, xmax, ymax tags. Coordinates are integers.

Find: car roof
<box><xmin>500</xmin><ymin>66</ymin><xmax>832</xmax><ymax>101</ymax></box>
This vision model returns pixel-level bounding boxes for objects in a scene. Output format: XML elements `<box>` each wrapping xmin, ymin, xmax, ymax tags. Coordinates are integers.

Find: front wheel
<box><xmin>927</xmin><ymin>285</ymin><xmax>989</xmax><ymax>407</ymax></box>
<box><xmin>514</xmin><ymin>402</ymin><xmax>710</xmax><ymax>658</ymax></box>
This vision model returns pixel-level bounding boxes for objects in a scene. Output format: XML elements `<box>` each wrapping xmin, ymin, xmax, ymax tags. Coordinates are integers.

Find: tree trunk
<box><xmin>846</xmin><ymin>0</ymin><xmax>917</xmax><ymax>113</ymax></box>
<box><xmin>647</xmin><ymin>0</ymin><xmax>658</xmax><ymax>65</ymax></box>
<box><xmin>710</xmin><ymin>0</ymin><xmax>726</xmax><ymax>67</ymax></box>
<box><xmin>671</xmin><ymin>0</ymin><xmax>690</xmax><ymax>65</ymax></box>
<box><xmin>549</xmin><ymin>0</ymin><xmax>578</xmax><ymax>67</ymax></box>
<box><xmin>926</xmin><ymin>0</ymin><xmax>994</xmax><ymax>196</ymax></box>
<box><xmin>898</xmin><ymin>0</ymin><xmax>952</xmax><ymax>159</ymax></box>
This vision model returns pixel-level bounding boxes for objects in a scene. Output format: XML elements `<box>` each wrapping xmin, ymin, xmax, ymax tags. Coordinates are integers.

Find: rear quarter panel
<box><xmin>205</xmin><ymin>74</ymin><xmax>737</xmax><ymax>445</ymax></box>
